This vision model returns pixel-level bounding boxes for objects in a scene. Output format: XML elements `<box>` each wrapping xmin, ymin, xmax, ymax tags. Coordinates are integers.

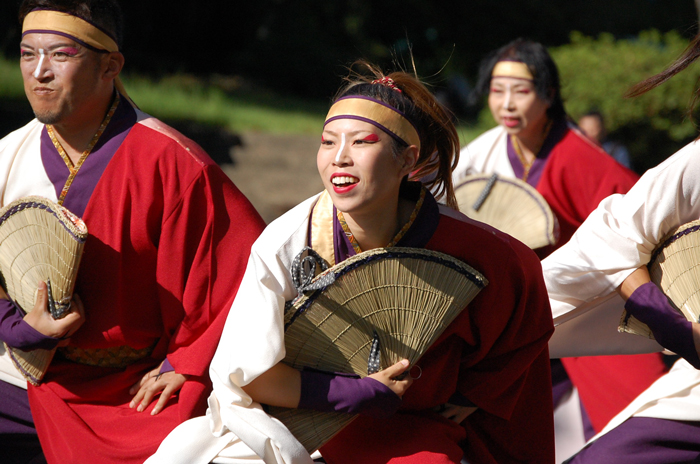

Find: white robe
<box><xmin>146</xmin><ymin>195</ymin><xmax>320</xmax><ymax>464</ymax></box>
<box><xmin>453</xmin><ymin>126</ymin><xmax>515</xmax><ymax>184</ymax></box>
<box><xmin>542</xmin><ymin>139</ymin><xmax>700</xmax><ymax>435</ymax></box>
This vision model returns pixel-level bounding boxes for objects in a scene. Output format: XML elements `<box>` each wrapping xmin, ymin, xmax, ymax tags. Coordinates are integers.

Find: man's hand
<box><xmin>23</xmin><ymin>281</ymin><xmax>85</xmax><ymax>344</ymax></box>
<box><xmin>129</xmin><ymin>361</ymin><xmax>189</xmax><ymax>415</ymax></box>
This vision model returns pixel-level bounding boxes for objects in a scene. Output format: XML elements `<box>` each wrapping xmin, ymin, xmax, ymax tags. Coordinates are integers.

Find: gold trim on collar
<box><xmin>310</xmin><ymin>191</ymin><xmax>336</xmax><ymax>267</ymax></box>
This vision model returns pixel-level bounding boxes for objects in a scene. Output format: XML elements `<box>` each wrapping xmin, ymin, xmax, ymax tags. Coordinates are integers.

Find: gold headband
<box><xmin>324</xmin><ymin>97</ymin><xmax>421</xmax><ymax>151</ymax></box>
<box><xmin>22</xmin><ymin>10</ymin><xmax>134</xmax><ymax>106</ymax></box>
<box><xmin>23</xmin><ymin>10</ymin><xmax>118</xmax><ymax>52</ymax></box>
<box><xmin>492</xmin><ymin>61</ymin><xmax>533</xmax><ymax>80</ymax></box>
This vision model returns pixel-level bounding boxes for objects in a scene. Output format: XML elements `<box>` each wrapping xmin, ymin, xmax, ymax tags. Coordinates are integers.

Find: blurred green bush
<box><xmin>552</xmin><ymin>30</ymin><xmax>700</xmax><ymax>172</ymax></box>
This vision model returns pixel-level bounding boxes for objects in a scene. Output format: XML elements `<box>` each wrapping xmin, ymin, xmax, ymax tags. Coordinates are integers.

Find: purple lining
<box><xmin>325</xmin><ymin>114</ymin><xmax>408</xmax><ymax>147</ymax></box>
<box><xmin>41</xmin><ymin>92</ymin><xmax>136</xmax><ymax>217</ymax></box>
<box><xmin>326</xmin><ymin>95</ymin><xmax>421</xmax><ymax>147</ymax></box>
<box><xmin>568</xmin><ymin>417</ymin><xmax>700</xmax><ymax>464</ymax></box>
<box><xmin>0</xmin><ymin>381</ymin><xmax>36</xmax><ymax>434</ymax></box>
<box><xmin>650</xmin><ymin>224</ymin><xmax>700</xmax><ymax>267</ymax></box>
<box><xmin>506</xmin><ymin>117</ymin><xmax>568</xmax><ymax>187</ymax></box>
<box><xmin>28</xmin><ymin>7</ymin><xmax>118</xmax><ymax>42</ymax></box>
<box><xmin>298</xmin><ymin>368</ymin><xmax>401</xmax><ymax>418</ymax></box>
<box><xmin>159</xmin><ymin>358</ymin><xmax>174</xmax><ymax>374</ymax></box>
<box><xmin>297</xmin><ymin>184</ymin><xmax>451</xmax><ymax>331</ymax></box>
<box><xmin>21</xmin><ymin>30</ymin><xmax>107</xmax><ymax>53</ymax></box>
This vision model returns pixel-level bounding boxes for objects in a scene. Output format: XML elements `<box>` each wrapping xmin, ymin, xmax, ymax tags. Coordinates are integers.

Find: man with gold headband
<box><xmin>0</xmin><ymin>1</ymin><xmax>265</xmax><ymax>463</ymax></box>
<box><xmin>452</xmin><ymin>38</ymin><xmax>667</xmax><ymax>462</ymax></box>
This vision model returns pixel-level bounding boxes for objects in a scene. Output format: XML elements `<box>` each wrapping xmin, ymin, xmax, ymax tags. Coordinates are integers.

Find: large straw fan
<box><xmin>454</xmin><ymin>174</ymin><xmax>558</xmax><ymax>250</ymax></box>
<box><xmin>0</xmin><ymin>197</ymin><xmax>87</xmax><ymax>385</ymax></box>
<box><xmin>619</xmin><ymin>220</ymin><xmax>700</xmax><ymax>338</ymax></box>
<box><xmin>268</xmin><ymin>247</ymin><xmax>487</xmax><ymax>453</ymax></box>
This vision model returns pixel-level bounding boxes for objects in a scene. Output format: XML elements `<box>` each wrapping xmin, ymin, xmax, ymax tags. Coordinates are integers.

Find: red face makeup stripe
<box><xmin>321</xmin><ymin>135</ymin><xmax>327</xmax><ymax>142</ymax></box>
<box><xmin>57</xmin><ymin>47</ymin><xmax>80</xmax><ymax>56</ymax></box>
<box><xmin>361</xmin><ymin>134</ymin><xmax>379</xmax><ymax>142</ymax></box>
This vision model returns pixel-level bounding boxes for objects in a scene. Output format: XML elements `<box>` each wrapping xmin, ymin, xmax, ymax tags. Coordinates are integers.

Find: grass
<box><xmin>0</xmin><ymin>54</ymin><xmax>486</xmax><ymax>144</ymax></box>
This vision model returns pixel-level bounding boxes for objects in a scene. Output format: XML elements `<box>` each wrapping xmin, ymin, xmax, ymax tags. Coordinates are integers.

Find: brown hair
<box><xmin>626</xmin><ymin>34</ymin><xmax>700</xmax><ymax>112</ymax></box>
<box><xmin>334</xmin><ymin>61</ymin><xmax>460</xmax><ymax>209</ymax></box>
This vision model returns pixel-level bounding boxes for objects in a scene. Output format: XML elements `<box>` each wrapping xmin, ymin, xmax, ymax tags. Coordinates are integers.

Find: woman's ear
<box><xmin>399</xmin><ymin>145</ymin><xmax>419</xmax><ymax>177</ymax></box>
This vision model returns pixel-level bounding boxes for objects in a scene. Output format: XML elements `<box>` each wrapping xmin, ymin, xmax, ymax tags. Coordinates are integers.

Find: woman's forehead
<box><xmin>323</xmin><ymin>118</ymin><xmax>379</xmax><ymax>133</ymax></box>
<box><xmin>490</xmin><ymin>76</ymin><xmax>534</xmax><ymax>87</ymax></box>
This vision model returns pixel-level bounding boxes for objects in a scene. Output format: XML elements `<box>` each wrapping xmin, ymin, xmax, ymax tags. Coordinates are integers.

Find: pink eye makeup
<box><xmin>55</xmin><ymin>47</ymin><xmax>80</xmax><ymax>56</ymax></box>
<box><xmin>360</xmin><ymin>134</ymin><xmax>379</xmax><ymax>142</ymax></box>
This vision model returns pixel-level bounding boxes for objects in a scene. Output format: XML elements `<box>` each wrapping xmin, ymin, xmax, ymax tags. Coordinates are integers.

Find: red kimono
<box><xmin>320</xmin><ymin>192</ymin><xmax>555</xmax><ymax>464</ymax></box>
<box><xmin>534</xmin><ymin>125</ymin><xmax>668</xmax><ymax>432</ymax></box>
<box><xmin>20</xmin><ymin>104</ymin><xmax>265</xmax><ymax>463</ymax></box>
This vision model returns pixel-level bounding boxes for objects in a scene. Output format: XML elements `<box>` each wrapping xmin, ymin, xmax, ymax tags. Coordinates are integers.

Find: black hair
<box><xmin>473</xmin><ymin>38</ymin><xmax>566</xmax><ymax>121</ymax></box>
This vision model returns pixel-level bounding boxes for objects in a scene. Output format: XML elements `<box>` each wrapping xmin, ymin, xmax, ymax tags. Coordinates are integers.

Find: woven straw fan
<box><xmin>619</xmin><ymin>220</ymin><xmax>700</xmax><ymax>338</ymax></box>
<box><xmin>268</xmin><ymin>247</ymin><xmax>487</xmax><ymax>453</ymax></box>
<box><xmin>454</xmin><ymin>174</ymin><xmax>558</xmax><ymax>250</ymax></box>
<box><xmin>0</xmin><ymin>197</ymin><xmax>87</xmax><ymax>385</ymax></box>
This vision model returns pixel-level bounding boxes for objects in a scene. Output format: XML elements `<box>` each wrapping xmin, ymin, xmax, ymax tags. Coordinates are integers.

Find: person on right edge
<box><xmin>543</xmin><ymin>31</ymin><xmax>700</xmax><ymax>463</ymax></box>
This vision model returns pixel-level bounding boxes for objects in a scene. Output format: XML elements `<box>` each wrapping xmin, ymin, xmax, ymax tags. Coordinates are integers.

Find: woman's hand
<box><xmin>367</xmin><ymin>359</ymin><xmax>413</xmax><ymax>398</ymax></box>
<box><xmin>129</xmin><ymin>361</ymin><xmax>189</xmax><ymax>415</ymax></box>
<box><xmin>23</xmin><ymin>281</ymin><xmax>85</xmax><ymax>344</ymax></box>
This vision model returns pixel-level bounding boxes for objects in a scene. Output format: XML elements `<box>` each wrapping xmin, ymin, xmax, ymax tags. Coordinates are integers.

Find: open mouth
<box><xmin>331</xmin><ymin>175</ymin><xmax>359</xmax><ymax>188</ymax></box>
<box><xmin>502</xmin><ymin>117</ymin><xmax>520</xmax><ymax>128</ymax></box>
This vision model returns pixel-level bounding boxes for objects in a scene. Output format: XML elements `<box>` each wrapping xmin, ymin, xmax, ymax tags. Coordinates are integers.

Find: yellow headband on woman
<box><xmin>22</xmin><ymin>10</ymin><xmax>133</xmax><ymax>105</ymax></box>
<box><xmin>325</xmin><ymin>96</ymin><xmax>421</xmax><ymax>151</ymax></box>
<box><xmin>492</xmin><ymin>61</ymin><xmax>534</xmax><ymax>80</ymax></box>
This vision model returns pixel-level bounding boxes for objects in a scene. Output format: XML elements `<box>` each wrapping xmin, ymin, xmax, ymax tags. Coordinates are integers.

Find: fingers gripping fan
<box><xmin>455</xmin><ymin>174</ymin><xmax>558</xmax><ymax>250</ymax></box>
<box><xmin>0</xmin><ymin>197</ymin><xmax>87</xmax><ymax>385</ymax></box>
<box><xmin>268</xmin><ymin>247</ymin><xmax>487</xmax><ymax>453</ymax></box>
<box><xmin>619</xmin><ymin>220</ymin><xmax>700</xmax><ymax>338</ymax></box>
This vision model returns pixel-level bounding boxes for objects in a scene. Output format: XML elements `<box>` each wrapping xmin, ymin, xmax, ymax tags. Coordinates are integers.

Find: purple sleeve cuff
<box><xmin>159</xmin><ymin>358</ymin><xmax>175</xmax><ymax>374</ymax></box>
<box><xmin>298</xmin><ymin>368</ymin><xmax>401</xmax><ymax>419</ymax></box>
<box><xmin>626</xmin><ymin>282</ymin><xmax>700</xmax><ymax>369</ymax></box>
<box><xmin>0</xmin><ymin>299</ymin><xmax>59</xmax><ymax>351</ymax></box>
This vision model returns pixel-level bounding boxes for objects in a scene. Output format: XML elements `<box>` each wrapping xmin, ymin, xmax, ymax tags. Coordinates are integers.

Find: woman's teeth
<box><xmin>332</xmin><ymin>176</ymin><xmax>358</xmax><ymax>186</ymax></box>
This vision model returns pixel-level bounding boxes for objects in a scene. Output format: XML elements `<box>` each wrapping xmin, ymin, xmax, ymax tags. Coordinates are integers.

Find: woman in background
<box><xmin>452</xmin><ymin>39</ymin><xmax>667</xmax><ymax>461</ymax></box>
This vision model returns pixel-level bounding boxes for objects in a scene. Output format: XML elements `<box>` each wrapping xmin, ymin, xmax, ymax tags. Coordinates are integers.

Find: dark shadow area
<box><xmin>162</xmin><ymin>119</ymin><xmax>241</xmax><ymax>166</ymax></box>
<box><xmin>0</xmin><ymin>97</ymin><xmax>33</xmax><ymax>138</ymax></box>
<box><xmin>612</xmin><ymin>123</ymin><xmax>696</xmax><ymax>174</ymax></box>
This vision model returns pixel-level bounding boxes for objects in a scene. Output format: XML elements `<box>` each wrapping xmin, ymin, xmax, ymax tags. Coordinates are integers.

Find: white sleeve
<box><xmin>543</xmin><ymin>141</ymin><xmax>700</xmax><ymax>356</ymax></box>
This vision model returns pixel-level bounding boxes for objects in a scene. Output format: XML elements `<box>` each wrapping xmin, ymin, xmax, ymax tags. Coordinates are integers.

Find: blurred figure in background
<box><xmin>452</xmin><ymin>38</ymin><xmax>667</xmax><ymax>463</ymax></box>
<box><xmin>578</xmin><ymin>110</ymin><xmax>632</xmax><ymax>169</ymax></box>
